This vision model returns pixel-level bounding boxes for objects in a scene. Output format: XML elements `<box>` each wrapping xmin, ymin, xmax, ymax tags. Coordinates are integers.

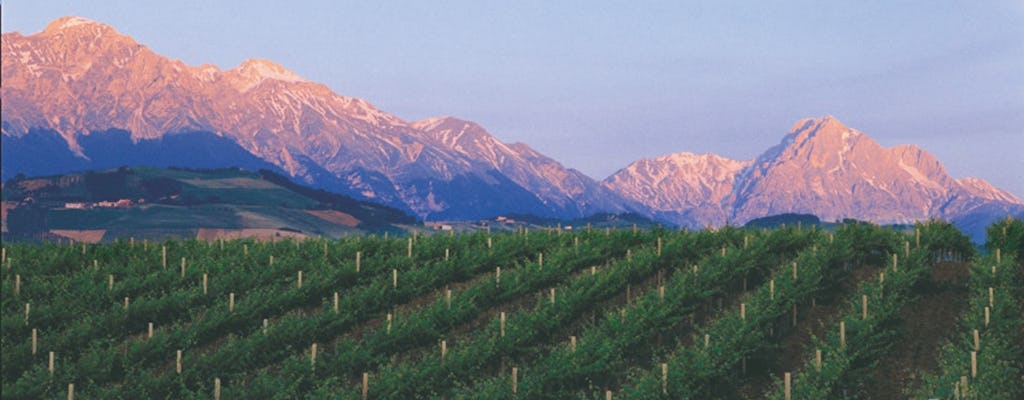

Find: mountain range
<box><xmin>3</xmin><ymin>16</ymin><xmax>1022</xmax><ymax>238</ymax></box>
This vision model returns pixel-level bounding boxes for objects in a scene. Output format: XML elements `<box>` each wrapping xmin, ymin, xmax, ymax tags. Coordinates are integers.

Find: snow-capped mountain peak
<box><xmin>603</xmin><ymin>152</ymin><xmax>748</xmax><ymax>226</ymax></box>
<box><xmin>227</xmin><ymin>58</ymin><xmax>307</xmax><ymax>92</ymax></box>
<box><xmin>42</xmin><ymin>16</ymin><xmax>106</xmax><ymax>34</ymax></box>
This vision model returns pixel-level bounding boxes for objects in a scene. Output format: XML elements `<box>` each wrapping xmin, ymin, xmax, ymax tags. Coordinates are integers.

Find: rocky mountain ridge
<box><xmin>3</xmin><ymin>17</ymin><xmax>1021</xmax><ymax>234</ymax></box>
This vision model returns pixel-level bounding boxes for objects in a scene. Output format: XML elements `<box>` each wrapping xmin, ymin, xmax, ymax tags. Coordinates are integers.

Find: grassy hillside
<box><xmin>1</xmin><ymin>167</ymin><xmax>416</xmax><ymax>241</ymax></box>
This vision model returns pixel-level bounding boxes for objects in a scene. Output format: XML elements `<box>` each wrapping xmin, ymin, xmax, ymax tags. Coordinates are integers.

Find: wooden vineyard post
<box><xmin>815</xmin><ymin>350</ymin><xmax>822</xmax><ymax>372</ymax></box>
<box><xmin>549</xmin><ymin>288</ymin><xmax>556</xmax><ymax>305</ymax></box>
<box><xmin>500</xmin><ymin>312</ymin><xmax>506</xmax><ymax>337</ymax></box>
<box><xmin>971</xmin><ymin>351</ymin><xmax>977</xmax><ymax>377</ymax></box>
<box><xmin>311</xmin><ymin>343</ymin><xmax>317</xmax><ymax>369</ymax></box>
<box><xmin>862</xmin><ymin>295</ymin><xmax>868</xmax><ymax>320</ymax></box>
<box><xmin>984</xmin><ymin>307</ymin><xmax>990</xmax><ymax>326</ymax></box>
<box><xmin>14</xmin><ymin>274</ymin><xmax>19</xmax><ymax>296</ymax></box>
<box><xmin>721</xmin><ymin>247</ymin><xmax>726</xmax><ymax>257</ymax></box>
<box><xmin>49</xmin><ymin>351</ymin><xmax>55</xmax><ymax>375</ymax></box>
<box><xmin>488</xmin><ymin>237</ymin><xmax>493</xmax><ymax>249</ymax></box>
<box><xmin>704</xmin><ymin>334</ymin><xmax>710</xmax><ymax>349</ymax></box>
<box><xmin>333</xmin><ymin>292</ymin><xmax>339</xmax><ymax>314</ymax></box>
<box><xmin>657</xmin><ymin>237</ymin><xmax>662</xmax><ymax>256</ymax></box>
<box><xmin>770</xmin><ymin>279</ymin><xmax>775</xmax><ymax>300</ymax></box>
<box><xmin>538</xmin><ymin>252</ymin><xmax>544</xmax><ymax>270</ymax></box>
<box><xmin>892</xmin><ymin>254</ymin><xmax>898</xmax><ymax>272</ymax></box>
<box><xmin>607</xmin><ymin>390</ymin><xmax>613</xmax><ymax>400</ymax></box>
<box><xmin>214</xmin><ymin>378</ymin><xmax>221</xmax><ymax>400</ymax></box>
<box><xmin>262</xmin><ymin>318</ymin><xmax>268</xmax><ymax>333</ymax></box>
<box><xmin>989</xmin><ymin>287</ymin><xmax>994</xmax><ymax>308</ymax></box>
<box><xmin>904</xmin><ymin>241</ymin><xmax>910</xmax><ymax>257</ymax></box>
<box><xmin>108</xmin><ymin>274</ymin><xmax>114</xmax><ymax>291</ymax></box>
<box><xmin>740</xmin><ymin>303</ymin><xmax>746</xmax><ymax>321</ymax></box>
<box><xmin>511</xmin><ymin>367</ymin><xmax>518</xmax><ymax>394</ymax></box>
<box><xmin>203</xmin><ymin>274</ymin><xmax>208</xmax><ymax>295</ymax></box>
<box><xmin>626</xmin><ymin>285</ymin><xmax>631</xmax><ymax>304</ymax></box>
<box><xmin>784</xmin><ymin>372</ymin><xmax>791</xmax><ymax>400</ymax></box>
<box><xmin>659</xmin><ymin>285</ymin><xmax>665</xmax><ymax>301</ymax></box>
<box><xmin>570</xmin><ymin>335</ymin><xmax>576</xmax><ymax>352</ymax></box>
<box><xmin>25</xmin><ymin>303</ymin><xmax>30</xmax><ymax>326</ymax></box>
<box><xmin>386</xmin><ymin>313</ymin><xmax>393</xmax><ymax>334</ymax></box>
<box><xmin>792</xmin><ymin>262</ymin><xmax>798</xmax><ymax>280</ymax></box>
<box><xmin>661</xmin><ymin>363</ymin><xmax>668</xmax><ymax>394</ymax></box>
<box><xmin>840</xmin><ymin>321</ymin><xmax>846</xmax><ymax>347</ymax></box>
<box><xmin>31</xmin><ymin>328</ymin><xmax>37</xmax><ymax>355</ymax></box>
<box><xmin>792</xmin><ymin>304</ymin><xmax>797</xmax><ymax>327</ymax></box>
<box><xmin>960</xmin><ymin>376</ymin><xmax>968</xmax><ymax>397</ymax></box>
<box><xmin>68</xmin><ymin>383</ymin><xmax>74</xmax><ymax>400</ymax></box>
<box><xmin>591</xmin><ymin>266</ymin><xmax>597</xmax><ymax>275</ymax></box>
<box><xmin>297</xmin><ymin>271</ymin><xmax>303</xmax><ymax>289</ymax></box>
<box><xmin>180</xmin><ymin>257</ymin><xmax>186</xmax><ymax>278</ymax></box>
<box><xmin>148</xmin><ymin>322</ymin><xmax>154</xmax><ymax>338</ymax></box>
<box><xmin>445</xmin><ymin>248</ymin><xmax>449</xmax><ymax>261</ymax></box>
<box><xmin>93</xmin><ymin>259</ymin><xmax>99</xmax><ymax>271</ymax></box>
<box><xmin>176</xmin><ymin>350</ymin><xmax>182</xmax><ymax>374</ymax></box>
<box><xmin>440</xmin><ymin>340</ymin><xmax>447</xmax><ymax>362</ymax></box>
<box><xmin>244</xmin><ymin>244</ymin><xmax>248</xmax><ymax>255</ymax></box>
<box><xmin>124</xmin><ymin>297</ymin><xmax>130</xmax><ymax>310</ymax></box>
<box><xmin>356</xmin><ymin>251</ymin><xmax>361</xmax><ymax>273</ymax></box>
<box><xmin>229</xmin><ymin>293</ymin><xmax>235</xmax><ymax>312</ymax></box>
<box><xmin>445</xmin><ymin>289</ymin><xmax>452</xmax><ymax>310</ymax></box>
<box><xmin>407</xmin><ymin>237</ymin><xmax>413</xmax><ymax>258</ymax></box>
<box><xmin>744</xmin><ymin>235</ymin><xmax>749</xmax><ymax>249</ymax></box>
<box><xmin>392</xmin><ymin>269</ymin><xmax>398</xmax><ymax>289</ymax></box>
<box><xmin>362</xmin><ymin>373</ymin><xmax>369</xmax><ymax>400</ymax></box>
<box><xmin>996</xmin><ymin>248</ymin><xmax>1001</xmax><ymax>264</ymax></box>
<box><xmin>915</xmin><ymin>227</ymin><xmax>920</xmax><ymax>247</ymax></box>
<box><xmin>269</xmin><ymin>255</ymin><xmax>274</xmax><ymax>266</ymax></box>
<box><xmin>323</xmin><ymin>242</ymin><xmax>328</xmax><ymax>259</ymax></box>
<box><xmin>627</xmin><ymin>249</ymin><xmax>632</xmax><ymax>261</ymax></box>
<box><xmin>496</xmin><ymin>267</ymin><xmax>501</xmax><ymax>286</ymax></box>
<box><xmin>973</xmin><ymin>329</ymin><xmax>980</xmax><ymax>351</ymax></box>
<box><xmin>162</xmin><ymin>246</ymin><xmax>167</xmax><ymax>269</ymax></box>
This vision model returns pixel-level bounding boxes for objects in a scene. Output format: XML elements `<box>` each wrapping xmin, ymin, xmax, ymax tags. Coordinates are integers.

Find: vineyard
<box><xmin>1</xmin><ymin>220</ymin><xmax>1021</xmax><ymax>399</ymax></box>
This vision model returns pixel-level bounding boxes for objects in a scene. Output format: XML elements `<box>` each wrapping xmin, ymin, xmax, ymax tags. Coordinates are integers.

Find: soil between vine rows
<box><xmin>856</xmin><ymin>262</ymin><xmax>970</xmax><ymax>400</ymax></box>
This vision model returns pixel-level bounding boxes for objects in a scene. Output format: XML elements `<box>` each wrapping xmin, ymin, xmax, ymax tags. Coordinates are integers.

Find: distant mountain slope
<box><xmin>411</xmin><ymin>117</ymin><xmax>641</xmax><ymax>217</ymax></box>
<box><xmin>1</xmin><ymin>17</ymin><xmax>626</xmax><ymax>221</ymax></box>
<box><xmin>603</xmin><ymin>116</ymin><xmax>1024</xmax><ymax>233</ymax></box>
<box><xmin>1</xmin><ymin>167</ymin><xmax>416</xmax><ymax>241</ymax></box>
<box><xmin>603</xmin><ymin>152</ymin><xmax>748</xmax><ymax>226</ymax></box>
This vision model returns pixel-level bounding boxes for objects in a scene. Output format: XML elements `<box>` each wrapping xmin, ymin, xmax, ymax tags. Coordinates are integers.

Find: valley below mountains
<box><xmin>3</xmin><ymin>17</ymin><xmax>1022</xmax><ymax>240</ymax></box>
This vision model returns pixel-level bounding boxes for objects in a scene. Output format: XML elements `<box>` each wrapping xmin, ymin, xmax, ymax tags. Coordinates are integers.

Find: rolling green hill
<box><xmin>1</xmin><ymin>167</ymin><xmax>417</xmax><ymax>241</ymax></box>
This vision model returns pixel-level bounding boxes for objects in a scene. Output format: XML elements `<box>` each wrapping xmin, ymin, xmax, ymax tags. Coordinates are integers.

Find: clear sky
<box><xmin>4</xmin><ymin>1</ymin><xmax>1023</xmax><ymax>196</ymax></box>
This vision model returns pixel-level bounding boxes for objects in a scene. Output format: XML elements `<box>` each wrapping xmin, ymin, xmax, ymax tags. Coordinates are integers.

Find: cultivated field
<box><xmin>1</xmin><ymin>220</ymin><xmax>1021</xmax><ymax>399</ymax></box>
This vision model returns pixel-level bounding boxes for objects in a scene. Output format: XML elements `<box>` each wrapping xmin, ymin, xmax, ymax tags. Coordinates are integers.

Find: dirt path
<box><xmin>856</xmin><ymin>262</ymin><xmax>970</xmax><ymax>399</ymax></box>
<box><xmin>737</xmin><ymin>264</ymin><xmax>879</xmax><ymax>399</ymax></box>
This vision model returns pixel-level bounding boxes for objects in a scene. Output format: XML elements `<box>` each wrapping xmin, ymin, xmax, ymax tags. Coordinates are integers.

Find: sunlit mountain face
<box><xmin>4</xmin><ymin>17</ymin><xmax>1021</xmax><ymax>237</ymax></box>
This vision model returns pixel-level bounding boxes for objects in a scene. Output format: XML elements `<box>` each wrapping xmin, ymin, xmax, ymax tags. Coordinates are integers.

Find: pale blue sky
<box><xmin>4</xmin><ymin>1</ymin><xmax>1023</xmax><ymax>196</ymax></box>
